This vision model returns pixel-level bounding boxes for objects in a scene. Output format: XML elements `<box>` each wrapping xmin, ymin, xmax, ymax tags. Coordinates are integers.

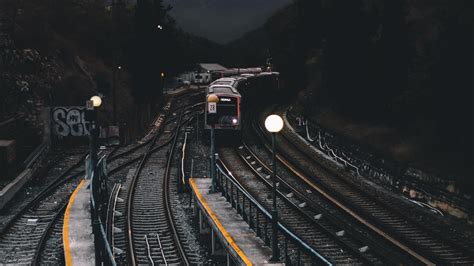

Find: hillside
<box><xmin>163</xmin><ymin>0</ymin><xmax>292</xmax><ymax>43</ymax></box>
<box><xmin>226</xmin><ymin>0</ymin><xmax>473</xmax><ymax>191</ymax></box>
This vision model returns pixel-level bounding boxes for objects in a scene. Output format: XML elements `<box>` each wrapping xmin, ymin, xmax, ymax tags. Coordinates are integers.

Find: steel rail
<box><xmin>163</xmin><ymin>108</ymin><xmax>190</xmax><ymax>265</ymax></box>
<box><xmin>126</xmin><ymin>110</ymin><xmax>170</xmax><ymax>266</ymax></box>
<box><xmin>235</xmin><ymin>142</ymin><xmax>381</xmax><ymax>264</ymax></box>
<box><xmin>32</xmin><ymin>145</ymin><xmax>121</xmax><ymax>265</ymax></box>
<box><xmin>0</xmin><ymin>151</ymin><xmax>88</xmax><ymax>238</ymax></box>
<box><xmin>254</xmin><ymin>109</ymin><xmax>439</xmax><ymax>265</ymax></box>
<box><xmin>156</xmin><ymin>233</ymin><xmax>168</xmax><ymax>265</ymax></box>
<box><xmin>124</xmin><ymin>106</ymin><xmax>199</xmax><ymax>265</ymax></box>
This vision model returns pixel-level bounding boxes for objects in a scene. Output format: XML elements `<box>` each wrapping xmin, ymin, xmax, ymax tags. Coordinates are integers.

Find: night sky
<box><xmin>164</xmin><ymin>0</ymin><xmax>292</xmax><ymax>44</ymax></box>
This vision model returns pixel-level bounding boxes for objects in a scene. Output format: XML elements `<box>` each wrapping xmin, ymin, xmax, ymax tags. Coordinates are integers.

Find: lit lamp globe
<box><xmin>90</xmin><ymin>96</ymin><xmax>102</xmax><ymax>108</ymax></box>
<box><xmin>265</xmin><ymin>114</ymin><xmax>284</xmax><ymax>133</ymax></box>
<box><xmin>207</xmin><ymin>94</ymin><xmax>219</xmax><ymax>103</ymax></box>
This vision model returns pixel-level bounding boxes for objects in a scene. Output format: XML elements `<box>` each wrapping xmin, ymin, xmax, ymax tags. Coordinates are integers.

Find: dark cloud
<box><xmin>164</xmin><ymin>0</ymin><xmax>292</xmax><ymax>43</ymax></box>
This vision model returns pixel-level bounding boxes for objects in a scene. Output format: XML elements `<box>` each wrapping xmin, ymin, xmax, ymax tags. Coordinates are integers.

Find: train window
<box><xmin>217</xmin><ymin>103</ymin><xmax>237</xmax><ymax>116</ymax></box>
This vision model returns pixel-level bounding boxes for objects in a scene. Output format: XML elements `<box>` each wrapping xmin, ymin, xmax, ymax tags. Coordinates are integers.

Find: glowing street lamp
<box><xmin>90</xmin><ymin>95</ymin><xmax>102</xmax><ymax>108</ymax></box>
<box><xmin>87</xmin><ymin>96</ymin><xmax>102</xmax><ymax>179</ymax></box>
<box><xmin>265</xmin><ymin>114</ymin><xmax>284</xmax><ymax>133</ymax></box>
<box><xmin>265</xmin><ymin>114</ymin><xmax>283</xmax><ymax>262</ymax></box>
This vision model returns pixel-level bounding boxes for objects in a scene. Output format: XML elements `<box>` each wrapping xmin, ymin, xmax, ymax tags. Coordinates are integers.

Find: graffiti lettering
<box><xmin>53</xmin><ymin>107</ymin><xmax>91</xmax><ymax>137</ymax></box>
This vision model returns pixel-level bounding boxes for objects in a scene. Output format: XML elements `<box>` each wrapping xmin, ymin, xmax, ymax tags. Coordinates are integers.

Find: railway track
<box><xmin>240</xmin><ymin>139</ymin><xmax>419</xmax><ymax>264</ymax></box>
<box><xmin>33</xmin><ymin>102</ymin><xmax>204</xmax><ymax>265</ymax></box>
<box><xmin>0</xmin><ymin>149</ymin><xmax>87</xmax><ymax>264</ymax></box>
<box><xmin>124</xmin><ymin>105</ymin><xmax>193</xmax><ymax>265</ymax></box>
<box><xmin>108</xmin><ymin>100</ymin><xmax>205</xmax><ymax>264</ymax></box>
<box><xmin>219</xmin><ymin>146</ymin><xmax>379</xmax><ymax>265</ymax></box>
<box><xmin>254</xmin><ymin>108</ymin><xmax>474</xmax><ymax>265</ymax></box>
<box><xmin>22</xmin><ymin>140</ymin><xmax>160</xmax><ymax>265</ymax></box>
<box><xmin>0</xmin><ymin>90</ymin><xmax>203</xmax><ymax>265</ymax></box>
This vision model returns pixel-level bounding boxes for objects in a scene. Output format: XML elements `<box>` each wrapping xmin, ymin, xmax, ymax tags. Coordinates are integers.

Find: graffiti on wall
<box><xmin>53</xmin><ymin>107</ymin><xmax>91</xmax><ymax>137</ymax></box>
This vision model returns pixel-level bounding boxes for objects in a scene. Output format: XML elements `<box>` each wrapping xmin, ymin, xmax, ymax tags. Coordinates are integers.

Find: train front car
<box><xmin>205</xmin><ymin>84</ymin><xmax>241</xmax><ymax>132</ymax></box>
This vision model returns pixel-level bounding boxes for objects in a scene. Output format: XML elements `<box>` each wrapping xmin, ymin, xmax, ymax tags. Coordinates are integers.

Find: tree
<box><xmin>131</xmin><ymin>0</ymin><xmax>178</xmax><ymax>103</ymax></box>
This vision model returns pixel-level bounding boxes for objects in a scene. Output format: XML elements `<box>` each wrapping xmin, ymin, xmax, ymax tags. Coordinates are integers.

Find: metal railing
<box><xmin>214</xmin><ymin>161</ymin><xmax>332</xmax><ymax>265</ymax></box>
<box><xmin>90</xmin><ymin>155</ymin><xmax>116</xmax><ymax>266</ymax></box>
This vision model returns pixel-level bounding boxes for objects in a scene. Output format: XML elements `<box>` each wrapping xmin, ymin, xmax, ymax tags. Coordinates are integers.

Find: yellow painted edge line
<box><xmin>63</xmin><ymin>179</ymin><xmax>86</xmax><ymax>266</ymax></box>
<box><xmin>189</xmin><ymin>178</ymin><xmax>252</xmax><ymax>266</ymax></box>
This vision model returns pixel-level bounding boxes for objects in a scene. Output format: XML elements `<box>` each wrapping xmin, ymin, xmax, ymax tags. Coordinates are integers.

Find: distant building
<box><xmin>197</xmin><ymin>63</ymin><xmax>228</xmax><ymax>73</ymax></box>
<box><xmin>179</xmin><ymin>63</ymin><xmax>228</xmax><ymax>85</ymax></box>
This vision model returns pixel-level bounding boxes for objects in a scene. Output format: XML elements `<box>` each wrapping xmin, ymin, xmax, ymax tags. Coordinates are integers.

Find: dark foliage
<box><xmin>227</xmin><ymin>0</ymin><xmax>472</xmax><ymax>182</ymax></box>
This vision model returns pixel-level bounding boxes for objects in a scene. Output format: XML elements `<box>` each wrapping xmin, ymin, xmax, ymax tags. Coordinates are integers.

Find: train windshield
<box><xmin>217</xmin><ymin>103</ymin><xmax>237</xmax><ymax>116</ymax></box>
<box><xmin>217</xmin><ymin>96</ymin><xmax>237</xmax><ymax>114</ymax></box>
<box><xmin>216</xmin><ymin>97</ymin><xmax>238</xmax><ymax>125</ymax></box>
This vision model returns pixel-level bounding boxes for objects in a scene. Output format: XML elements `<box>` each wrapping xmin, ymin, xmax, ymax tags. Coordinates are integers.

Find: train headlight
<box><xmin>232</xmin><ymin>118</ymin><xmax>238</xmax><ymax>125</ymax></box>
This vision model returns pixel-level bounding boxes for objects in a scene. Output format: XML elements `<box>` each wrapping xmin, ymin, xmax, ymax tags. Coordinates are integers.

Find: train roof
<box><xmin>240</xmin><ymin>74</ymin><xmax>254</xmax><ymax>77</ymax></box>
<box><xmin>210</xmin><ymin>76</ymin><xmax>246</xmax><ymax>89</ymax></box>
<box><xmin>210</xmin><ymin>78</ymin><xmax>237</xmax><ymax>86</ymax></box>
<box><xmin>208</xmin><ymin>85</ymin><xmax>240</xmax><ymax>95</ymax></box>
<box><xmin>258</xmin><ymin>71</ymin><xmax>280</xmax><ymax>76</ymax></box>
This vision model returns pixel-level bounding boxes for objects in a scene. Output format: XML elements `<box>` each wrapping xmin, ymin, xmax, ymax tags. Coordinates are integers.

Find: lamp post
<box><xmin>265</xmin><ymin>114</ymin><xmax>284</xmax><ymax>262</ymax></box>
<box><xmin>113</xmin><ymin>65</ymin><xmax>122</xmax><ymax>125</ymax></box>
<box><xmin>207</xmin><ymin>94</ymin><xmax>219</xmax><ymax>192</ymax></box>
<box><xmin>161</xmin><ymin>72</ymin><xmax>166</xmax><ymax>94</ymax></box>
<box><xmin>87</xmin><ymin>95</ymin><xmax>102</xmax><ymax>178</ymax></box>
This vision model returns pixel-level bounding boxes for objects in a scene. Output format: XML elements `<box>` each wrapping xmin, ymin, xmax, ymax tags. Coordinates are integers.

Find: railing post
<box><xmin>226</xmin><ymin>175</ymin><xmax>230</xmax><ymax>200</ymax></box>
<box><xmin>264</xmin><ymin>218</ymin><xmax>269</xmax><ymax>245</ymax></box>
<box><xmin>177</xmin><ymin>153</ymin><xmax>183</xmax><ymax>192</ymax></box>
<box><xmin>297</xmin><ymin>249</ymin><xmax>301</xmax><ymax>266</ymax></box>
<box><xmin>242</xmin><ymin>196</ymin><xmax>247</xmax><ymax>222</ymax></box>
<box><xmin>220</xmin><ymin>172</ymin><xmax>225</xmax><ymax>196</ymax></box>
<box><xmin>249</xmin><ymin>203</ymin><xmax>253</xmax><ymax>229</ymax></box>
<box><xmin>236</xmin><ymin>189</ymin><xmax>240</xmax><ymax>214</ymax></box>
<box><xmin>231</xmin><ymin>182</ymin><xmax>235</xmax><ymax>208</ymax></box>
<box><xmin>256</xmin><ymin>211</ymin><xmax>260</xmax><ymax>237</ymax></box>
<box><xmin>92</xmin><ymin>203</ymin><xmax>101</xmax><ymax>265</ymax></box>
<box><xmin>225</xmin><ymin>175</ymin><xmax>229</xmax><ymax>201</ymax></box>
<box><xmin>210</xmin><ymin>126</ymin><xmax>217</xmax><ymax>192</ymax></box>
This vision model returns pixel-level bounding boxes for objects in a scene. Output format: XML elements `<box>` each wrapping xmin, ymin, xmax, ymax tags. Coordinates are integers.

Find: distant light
<box><xmin>161</xmin><ymin>72</ymin><xmax>165</xmax><ymax>78</ymax></box>
<box><xmin>90</xmin><ymin>96</ymin><xmax>102</xmax><ymax>108</ymax></box>
<box><xmin>117</xmin><ymin>65</ymin><xmax>122</xmax><ymax>70</ymax></box>
<box><xmin>157</xmin><ymin>25</ymin><xmax>163</xmax><ymax>30</ymax></box>
<box><xmin>265</xmin><ymin>114</ymin><xmax>283</xmax><ymax>133</ymax></box>
<box><xmin>232</xmin><ymin>118</ymin><xmax>238</xmax><ymax>125</ymax></box>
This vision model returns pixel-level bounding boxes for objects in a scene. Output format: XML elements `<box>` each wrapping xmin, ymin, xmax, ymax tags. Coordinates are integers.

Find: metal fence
<box><xmin>90</xmin><ymin>155</ymin><xmax>116</xmax><ymax>266</ymax></box>
<box><xmin>214</xmin><ymin>161</ymin><xmax>332</xmax><ymax>265</ymax></box>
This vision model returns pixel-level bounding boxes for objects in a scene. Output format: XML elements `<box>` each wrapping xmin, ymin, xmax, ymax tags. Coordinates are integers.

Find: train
<box><xmin>204</xmin><ymin>71</ymin><xmax>280</xmax><ymax>132</ymax></box>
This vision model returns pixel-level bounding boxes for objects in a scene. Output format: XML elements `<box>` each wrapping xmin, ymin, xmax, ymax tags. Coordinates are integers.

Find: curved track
<box><xmin>255</xmin><ymin>107</ymin><xmax>474</xmax><ymax>265</ymax></box>
<box><xmin>0</xmin><ymin>90</ymin><xmax>205</xmax><ymax>265</ymax></box>
<box><xmin>124</xmin><ymin>103</ymin><xmax>202</xmax><ymax>265</ymax></box>
<box><xmin>0</xmin><ymin>150</ymin><xmax>87</xmax><ymax>264</ymax></box>
<box><xmin>219</xmin><ymin>147</ymin><xmax>376</xmax><ymax>265</ymax></box>
<box><xmin>240</xmin><ymin>140</ymin><xmax>417</xmax><ymax>264</ymax></box>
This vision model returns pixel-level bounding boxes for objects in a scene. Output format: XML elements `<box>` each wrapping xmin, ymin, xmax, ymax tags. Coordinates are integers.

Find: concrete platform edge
<box><xmin>190</xmin><ymin>178</ymin><xmax>251</xmax><ymax>265</ymax></box>
<box><xmin>63</xmin><ymin>179</ymin><xmax>95</xmax><ymax>266</ymax></box>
